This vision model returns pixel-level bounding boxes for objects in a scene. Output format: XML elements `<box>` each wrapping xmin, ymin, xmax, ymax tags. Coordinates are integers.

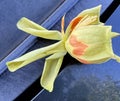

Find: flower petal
<box><xmin>17</xmin><ymin>17</ymin><xmax>62</xmax><ymax>40</ymax></box>
<box><xmin>41</xmin><ymin>52</ymin><xmax>67</xmax><ymax>92</ymax></box>
<box><xmin>6</xmin><ymin>41</ymin><xmax>65</xmax><ymax>72</ymax></box>
<box><xmin>77</xmin><ymin>5</ymin><xmax>101</xmax><ymax>24</ymax></box>
<box><xmin>65</xmin><ymin>16</ymin><xmax>82</xmax><ymax>38</ymax></box>
<box><xmin>65</xmin><ymin>5</ymin><xmax>102</xmax><ymax>38</ymax></box>
<box><xmin>66</xmin><ymin>25</ymin><xmax>120</xmax><ymax>64</ymax></box>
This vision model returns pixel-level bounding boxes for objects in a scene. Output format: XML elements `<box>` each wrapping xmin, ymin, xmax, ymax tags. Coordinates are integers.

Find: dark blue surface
<box><xmin>0</xmin><ymin>0</ymin><xmax>79</xmax><ymax>74</ymax></box>
<box><xmin>0</xmin><ymin>0</ymin><xmax>65</xmax><ymax>74</ymax></box>
<box><xmin>0</xmin><ymin>0</ymin><xmax>79</xmax><ymax>100</ymax></box>
<box><xmin>106</xmin><ymin>6</ymin><xmax>120</xmax><ymax>67</ymax></box>
<box><xmin>0</xmin><ymin>0</ymin><xmax>64</xmax><ymax>61</ymax></box>
<box><xmin>32</xmin><ymin>1</ymin><xmax>120</xmax><ymax>101</ymax></box>
<box><xmin>0</xmin><ymin>0</ymin><xmax>114</xmax><ymax>100</ymax></box>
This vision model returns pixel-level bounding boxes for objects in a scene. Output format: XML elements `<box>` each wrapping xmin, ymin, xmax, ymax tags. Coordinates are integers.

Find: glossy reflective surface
<box><xmin>33</xmin><ymin>3</ymin><xmax>120</xmax><ymax>101</ymax></box>
<box><xmin>0</xmin><ymin>0</ymin><xmax>79</xmax><ymax>100</ymax></box>
<box><xmin>0</xmin><ymin>0</ymin><xmax>64</xmax><ymax>61</ymax></box>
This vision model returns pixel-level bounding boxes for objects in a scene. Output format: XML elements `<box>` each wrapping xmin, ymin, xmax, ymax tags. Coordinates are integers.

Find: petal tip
<box><xmin>16</xmin><ymin>17</ymin><xmax>28</xmax><ymax>29</ymax></box>
<box><xmin>40</xmin><ymin>79</ymin><xmax>53</xmax><ymax>92</ymax></box>
<box><xmin>6</xmin><ymin>62</ymin><xmax>16</xmax><ymax>72</ymax></box>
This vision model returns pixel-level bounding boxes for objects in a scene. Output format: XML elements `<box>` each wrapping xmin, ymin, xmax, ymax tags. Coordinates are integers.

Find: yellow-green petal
<box><xmin>41</xmin><ymin>52</ymin><xmax>67</xmax><ymax>92</ymax></box>
<box><xmin>77</xmin><ymin>5</ymin><xmax>101</xmax><ymax>24</ymax></box>
<box><xmin>65</xmin><ymin>25</ymin><xmax>120</xmax><ymax>64</ymax></box>
<box><xmin>6</xmin><ymin>41</ymin><xmax>65</xmax><ymax>72</ymax></box>
<box><xmin>65</xmin><ymin>5</ymin><xmax>102</xmax><ymax>38</ymax></box>
<box><xmin>17</xmin><ymin>17</ymin><xmax>62</xmax><ymax>40</ymax></box>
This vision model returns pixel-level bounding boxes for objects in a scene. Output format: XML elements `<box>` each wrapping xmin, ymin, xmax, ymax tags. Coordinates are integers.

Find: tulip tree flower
<box><xmin>6</xmin><ymin>5</ymin><xmax>120</xmax><ymax>92</ymax></box>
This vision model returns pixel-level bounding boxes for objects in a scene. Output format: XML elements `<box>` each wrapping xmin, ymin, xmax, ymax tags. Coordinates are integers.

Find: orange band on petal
<box><xmin>73</xmin><ymin>47</ymin><xmax>85</xmax><ymax>56</ymax></box>
<box><xmin>69</xmin><ymin>35</ymin><xmax>88</xmax><ymax>48</ymax></box>
<box><xmin>69</xmin><ymin>35</ymin><xmax>81</xmax><ymax>47</ymax></box>
<box><xmin>77</xmin><ymin>58</ymin><xmax>89</xmax><ymax>64</ymax></box>
<box><xmin>70</xmin><ymin>17</ymin><xmax>82</xmax><ymax>31</ymax></box>
<box><xmin>69</xmin><ymin>35</ymin><xmax>88</xmax><ymax>56</ymax></box>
